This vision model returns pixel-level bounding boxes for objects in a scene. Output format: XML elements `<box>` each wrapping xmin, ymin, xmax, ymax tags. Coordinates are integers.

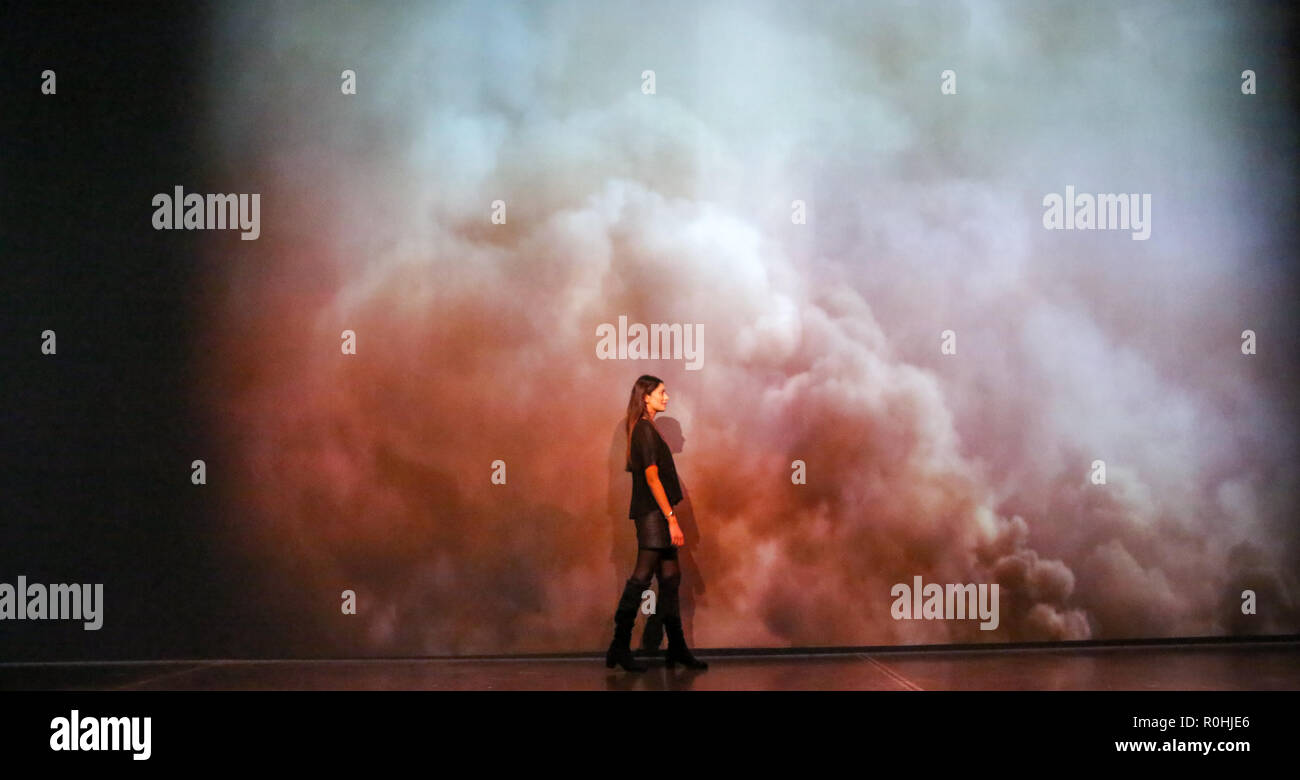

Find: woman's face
<box><xmin>645</xmin><ymin>383</ymin><xmax>668</xmax><ymax>414</ymax></box>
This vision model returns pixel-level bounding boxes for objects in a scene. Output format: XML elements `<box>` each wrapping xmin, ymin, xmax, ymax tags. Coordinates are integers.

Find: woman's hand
<box><xmin>668</xmin><ymin>516</ymin><xmax>685</xmax><ymax>546</ymax></box>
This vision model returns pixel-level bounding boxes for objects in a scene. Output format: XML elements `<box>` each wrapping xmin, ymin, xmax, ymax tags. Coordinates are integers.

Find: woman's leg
<box><xmin>657</xmin><ymin>548</ymin><xmax>706</xmax><ymax>668</ymax></box>
<box><xmin>609</xmin><ymin>548</ymin><xmax>662</xmax><ymax>671</ymax></box>
<box><xmin>656</xmin><ymin>549</ymin><xmax>681</xmax><ymax>617</ymax></box>
<box><xmin>631</xmin><ymin>548</ymin><xmax>661</xmax><ymax>585</ymax></box>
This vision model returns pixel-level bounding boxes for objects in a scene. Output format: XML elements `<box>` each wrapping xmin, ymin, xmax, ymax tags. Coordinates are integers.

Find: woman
<box><xmin>605</xmin><ymin>375</ymin><xmax>708</xmax><ymax>671</ymax></box>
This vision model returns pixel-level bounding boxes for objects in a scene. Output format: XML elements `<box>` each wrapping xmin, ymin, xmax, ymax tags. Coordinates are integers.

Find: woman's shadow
<box><xmin>606</xmin><ymin>416</ymin><xmax>707</xmax><ymax>652</ymax></box>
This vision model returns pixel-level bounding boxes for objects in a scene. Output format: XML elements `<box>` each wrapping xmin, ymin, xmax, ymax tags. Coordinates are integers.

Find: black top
<box><xmin>627</xmin><ymin>418</ymin><xmax>682</xmax><ymax>518</ymax></box>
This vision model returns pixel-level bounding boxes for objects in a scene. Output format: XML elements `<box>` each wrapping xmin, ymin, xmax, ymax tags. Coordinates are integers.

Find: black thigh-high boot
<box><xmin>640</xmin><ymin>612</ymin><xmax>665</xmax><ymax>651</ymax></box>
<box><xmin>660</xmin><ymin>576</ymin><xmax>708</xmax><ymax>670</ymax></box>
<box><xmin>606</xmin><ymin>577</ymin><xmax>650</xmax><ymax>671</ymax></box>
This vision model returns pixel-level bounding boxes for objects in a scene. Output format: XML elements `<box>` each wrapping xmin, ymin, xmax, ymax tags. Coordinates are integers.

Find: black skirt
<box><xmin>633</xmin><ymin>507</ymin><xmax>673</xmax><ymax>549</ymax></box>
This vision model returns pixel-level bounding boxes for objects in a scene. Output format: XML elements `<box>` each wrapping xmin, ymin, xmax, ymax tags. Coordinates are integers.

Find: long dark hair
<box><xmin>624</xmin><ymin>374</ymin><xmax>664</xmax><ymax>468</ymax></box>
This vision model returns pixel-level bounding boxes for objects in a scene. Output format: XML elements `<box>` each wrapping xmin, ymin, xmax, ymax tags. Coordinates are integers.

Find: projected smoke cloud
<box><xmin>194</xmin><ymin>0</ymin><xmax>1299</xmax><ymax>655</ymax></box>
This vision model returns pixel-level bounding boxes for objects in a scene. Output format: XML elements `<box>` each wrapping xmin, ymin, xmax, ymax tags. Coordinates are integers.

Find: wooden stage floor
<box><xmin>3</xmin><ymin>639</ymin><xmax>1297</xmax><ymax>691</ymax></box>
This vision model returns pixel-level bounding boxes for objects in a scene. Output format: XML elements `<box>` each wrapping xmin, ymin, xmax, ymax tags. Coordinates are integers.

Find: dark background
<box><xmin>0</xmin><ymin>2</ymin><xmax>263</xmax><ymax>660</ymax></box>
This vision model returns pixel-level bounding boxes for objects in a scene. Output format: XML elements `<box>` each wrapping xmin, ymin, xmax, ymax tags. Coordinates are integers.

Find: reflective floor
<box><xmin>2</xmin><ymin>640</ymin><xmax>1297</xmax><ymax>691</ymax></box>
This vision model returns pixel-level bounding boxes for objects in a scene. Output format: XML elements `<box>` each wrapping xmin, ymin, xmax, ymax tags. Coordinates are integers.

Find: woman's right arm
<box><xmin>644</xmin><ymin>465</ymin><xmax>684</xmax><ymax>546</ymax></box>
